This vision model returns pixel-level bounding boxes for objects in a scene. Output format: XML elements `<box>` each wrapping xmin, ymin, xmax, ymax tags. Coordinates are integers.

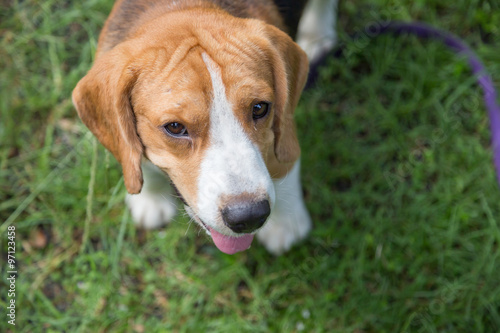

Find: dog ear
<box><xmin>72</xmin><ymin>44</ymin><xmax>143</xmax><ymax>194</ymax></box>
<box><xmin>265</xmin><ymin>25</ymin><xmax>309</xmax><ymax>164</ymax></box>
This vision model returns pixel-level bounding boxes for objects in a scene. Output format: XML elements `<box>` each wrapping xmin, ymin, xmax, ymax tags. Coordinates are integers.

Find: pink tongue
<box><xmin>208</xmin><ymin>227</ymin><xmax>254</xmax><ymax>254</ymax></box>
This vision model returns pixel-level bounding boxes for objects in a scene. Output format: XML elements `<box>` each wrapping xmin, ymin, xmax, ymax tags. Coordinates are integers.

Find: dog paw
<box><xmin>298</xmin><ymin>36</ymin><xmax>336</xmax><ymax>62</ymax></box>
<box><xmin>296</xmin><ymin>0</ymin><xmax>337</xmax><ymax>61</ymax></box>
<box><xmin>125</xmin><ymin>192</ymin><xmax>177</xmax><ymax>229</ymax></box>
<box><xmin>257</xmin><ymin>205</ymin><xmax>312</xmax><ymax>255</ymax></box>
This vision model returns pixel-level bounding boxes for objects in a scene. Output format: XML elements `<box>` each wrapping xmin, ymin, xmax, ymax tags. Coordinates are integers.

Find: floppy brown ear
<box><xmin>72</xmin><ymin>45</ymin><xmax>143</xmax><ymax>194</ymax></box>
<box><xmin>265</xmin><ymin>25</ymin><xmax>309</xmax><ymax>164</ymax></box>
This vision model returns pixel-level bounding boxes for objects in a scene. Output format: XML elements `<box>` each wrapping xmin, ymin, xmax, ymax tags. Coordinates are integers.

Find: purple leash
<box><xmin>308</xmin><ymin>21</ymin><xmax>500</xmax><ymax>185</ymax></box>
<box><xmin>380</xmin><ymin>22</ymin><xmax>500</xmax><ymax>186</ymax></box>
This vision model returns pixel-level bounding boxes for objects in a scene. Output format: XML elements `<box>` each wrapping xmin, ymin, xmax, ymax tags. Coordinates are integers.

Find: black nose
<box><xmin>221</xmin><ymin>199</ymin><xmax>271</xmax><ymax>233</ymax></box>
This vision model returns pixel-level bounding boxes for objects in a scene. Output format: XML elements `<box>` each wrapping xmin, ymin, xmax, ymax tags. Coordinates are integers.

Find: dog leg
<box><xmin>257</xmin><ymin>161</ymin><xmax>312</xmax><ymax>255</ymax></box>
<box><xmin>125</xmin><ymin>160</ymin><xmax>177</xmax><ymax>229</ymax></box>
<box><xmin>296</xmin><ymin>0</ymin><xmax>338</xmax><ymax>62</ymax></box>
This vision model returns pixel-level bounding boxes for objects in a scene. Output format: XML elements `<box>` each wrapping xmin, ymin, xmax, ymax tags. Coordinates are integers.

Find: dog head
<box><xmin>72</xmin><ymin>10</ymin><xmax>308</xmax><ymax>253</ymax></box>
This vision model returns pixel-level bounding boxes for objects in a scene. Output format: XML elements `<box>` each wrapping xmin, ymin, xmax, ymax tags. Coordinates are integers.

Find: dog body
<box><xmin>73</xmin><ymin>0</ymin><xmax>337</xmax><ymax>254</ymax></box>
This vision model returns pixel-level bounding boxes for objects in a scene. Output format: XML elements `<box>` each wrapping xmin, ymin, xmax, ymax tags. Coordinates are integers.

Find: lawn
<box><xmin>1</xmin><ymin>0</ymin><xmax>499</xmax><ymax>332</ymax></box>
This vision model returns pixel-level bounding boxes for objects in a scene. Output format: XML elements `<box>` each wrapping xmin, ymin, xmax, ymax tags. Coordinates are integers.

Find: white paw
<box><xmin>257</xmin><ymin>160</ymin><xmax>312</xmax><ymax>255</ymax></box>
<box><xmin>296</xmin><ymin>0</ymin><xmax>338</xmax><ymax>61</ymax></box>
<box><xmin>297</xmin><ymin>36</ymin><xmax>336</xmax><ymax>62</ymax></box>
<box><xmin>257</xmin><ymin>203</ymin><xmax>312</xmax><ymax>255</ymax></box>
<box><xmin>125</xmin><ymin>160</ymin><xmax>177</xmax><ymax>229</ymax></box>
<box><xmin>125</xmin><ymin>191</ymin><xmax>177</xmax><ymax>229</ymax></box>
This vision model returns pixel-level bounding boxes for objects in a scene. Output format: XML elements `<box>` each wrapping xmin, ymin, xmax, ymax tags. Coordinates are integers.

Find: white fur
<box><xmin>296</xmin><ymin>0</ymin><xmax>338</xmax><ymax>61</ymax></box>
<box><xmin>195</xmin><ymin>53</ymin><xmax>276</xmax><ymax>234</ymax></box>
<box><xmin>125</xmin><ymin>160</ymin><xmax>177</xmax><ymax>229</ymax></box>
<box><xmin>257</xmin><ymin>161</ymin><xmax>312</xmax><ymax>255</ymax></box>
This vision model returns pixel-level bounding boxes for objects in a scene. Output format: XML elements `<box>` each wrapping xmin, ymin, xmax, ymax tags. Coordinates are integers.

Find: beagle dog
<box><xmin>72</xmin><ymin>0</ymin><xmax>337</xmax><ymax>255</ymax></box>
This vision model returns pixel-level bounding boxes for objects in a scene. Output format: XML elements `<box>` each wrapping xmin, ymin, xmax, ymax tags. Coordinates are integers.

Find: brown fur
<box><xmin>98</xmin><ymin>0</ymin><xmax>287</xmax><ymax>55</ymax></box>
<box><xmin>72</xmin><ymin>42</ymin><xmax>144</xmax><ymax>193</ymax></box>
<box><xmin>72</xmin><ymin>1</ymin><xmax>308</xmax><ymax>201</ymax></box>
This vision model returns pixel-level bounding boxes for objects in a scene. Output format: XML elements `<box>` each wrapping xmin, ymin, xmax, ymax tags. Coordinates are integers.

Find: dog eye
<box><xmin>252</xmin><ymin>102</ymin><xmax>270</xmax><ymax>120</ymax></box>
<box><xmin>163</xmin><ymin>122</ymin><xmax>188</xmax><ymax>137</ymax></box>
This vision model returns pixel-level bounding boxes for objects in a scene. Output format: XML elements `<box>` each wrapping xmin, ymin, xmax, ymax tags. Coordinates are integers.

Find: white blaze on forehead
<box><xmin>196</xmin><ymin>53</ymin><xmax>275</xmax><ymax>230</ymax></box>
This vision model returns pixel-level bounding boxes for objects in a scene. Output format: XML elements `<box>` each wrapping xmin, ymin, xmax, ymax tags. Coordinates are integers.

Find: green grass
<box><xmin>1</xmin><ymin>0</ymin><xmax>500</xmax><ymax>331</ymax></box>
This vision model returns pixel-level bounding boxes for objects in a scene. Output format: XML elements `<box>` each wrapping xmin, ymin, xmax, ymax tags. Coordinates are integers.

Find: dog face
<box><xmin>72</xmin><ymin>10</ymin><xmax>308</xmax><ymax>252</ymax></box>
